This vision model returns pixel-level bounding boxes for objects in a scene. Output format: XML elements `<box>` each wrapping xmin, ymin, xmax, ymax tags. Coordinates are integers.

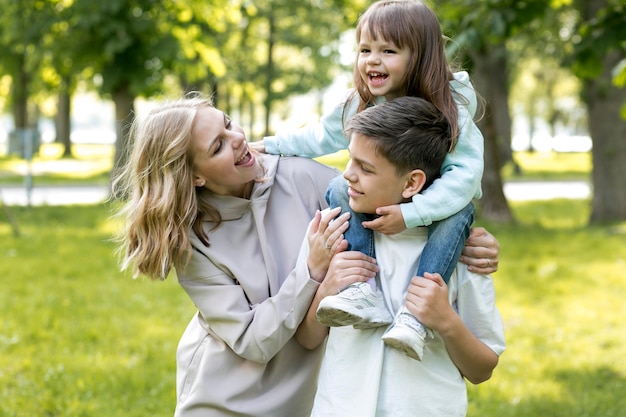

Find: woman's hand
<box><xmin>306</xmin><ymin>208</ymin><xmax>350</xmax><ymax>281</ymax></box>
<box><xmin>459</xmin><ymin>227</ymin><xmax>500</xmax><ymax>274</ymax></box>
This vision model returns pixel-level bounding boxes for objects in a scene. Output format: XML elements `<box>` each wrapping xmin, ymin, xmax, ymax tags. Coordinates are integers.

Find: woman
<box><xmin>113</xmin><ymin>96</ymin><xmax>500</xmax><ymax>417</ymax></box>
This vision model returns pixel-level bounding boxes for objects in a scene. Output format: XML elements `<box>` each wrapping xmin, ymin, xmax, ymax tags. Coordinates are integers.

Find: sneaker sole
<box><xmin>316</xmin><ymin>307</ymin><xmax>392</xmax><ymax>328</ymax></box>
<box><xmin>382</xmin><ymin>334</ymin><xmax>424</xmax><ymax>361</ymax></box>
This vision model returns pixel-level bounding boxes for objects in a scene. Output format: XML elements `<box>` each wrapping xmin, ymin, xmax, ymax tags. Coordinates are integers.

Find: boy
<box><xmin>307</xmin><ymin>96</ymin><xmax>505</xmax><ymax>415</ymax></box>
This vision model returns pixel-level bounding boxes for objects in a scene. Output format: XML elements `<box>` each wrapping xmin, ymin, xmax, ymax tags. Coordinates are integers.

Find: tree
<box><xmin>439</xmin><ymin>2</ymin><xmax>546</xmax><ymax>223</ymax></box>
<box><xmin>67</xmin><ymin>0</ymin><xmax>226</xmax><ymax>177</ymax></box>
<box><xmin>217</xmin><ymin>0</ymin><xmax>358</xmax><ymax>137</ymax></box>
<box><xmin>566</xmin><ymin>0</ymin><xmax>626</xmax><ymax>222</ymax></box>
<box><xmin>0</xmin><ymin>0</ymin><xmax>51</xmax><ymax>131</ymax></box>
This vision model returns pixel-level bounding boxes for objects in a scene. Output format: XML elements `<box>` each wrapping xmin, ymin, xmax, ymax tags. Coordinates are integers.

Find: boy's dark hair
<box><xmin>345</xmin><ymin>96</ymin><xmax>451</xmax><ymax>190</ymax></box>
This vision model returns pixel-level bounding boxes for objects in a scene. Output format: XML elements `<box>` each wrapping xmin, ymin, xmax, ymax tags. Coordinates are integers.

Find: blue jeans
<box><xmin>325</xmin><ymin>175</ymin><xmax>475</xmax><ymax>284</ymax></box>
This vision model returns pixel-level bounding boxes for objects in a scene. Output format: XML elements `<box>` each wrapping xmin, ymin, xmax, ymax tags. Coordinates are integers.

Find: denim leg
<box><xmin>325</xmin><ymin>175</ymin><xmax>376</xmax><ymax>258</ymax></box>
<box><xmin>416</xmin><ymin>203</ymin><xmax>475</xmax><ymax>284</ymax></box>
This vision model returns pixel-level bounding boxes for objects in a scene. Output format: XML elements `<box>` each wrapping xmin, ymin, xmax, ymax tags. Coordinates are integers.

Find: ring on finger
<box><xmin>486</xmin><ymin>259</ymin><xmax>491</xmax><ymax>268</ymax></box>
<box><xmin>325</xmin><ymin>243</ymin><xmax>331</xmax><ymax>250</ymax></box>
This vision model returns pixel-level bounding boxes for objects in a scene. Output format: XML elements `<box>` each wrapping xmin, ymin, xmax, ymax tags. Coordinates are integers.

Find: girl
<box><xmin>254</xmin><ymin>0</ymin><xmax>487</xmax><ymax>361</ymax></box>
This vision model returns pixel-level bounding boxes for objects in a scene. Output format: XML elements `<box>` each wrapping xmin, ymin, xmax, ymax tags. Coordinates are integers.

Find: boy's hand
<box><xmin>361</xmin><ymin>204</ymin><xmax>406</xmax><ymax>235</ymax></box>
<box><xmin>405</xmin><ymin>272</ymin><xmax>453</xmax><ymax>332</ymax></box>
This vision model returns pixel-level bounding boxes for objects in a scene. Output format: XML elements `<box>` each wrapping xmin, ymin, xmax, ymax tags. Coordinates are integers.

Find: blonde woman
<box><xmin>113</xmin><ymin>96</ymin><xmax>500</xmax><ymax>417</ymax></box>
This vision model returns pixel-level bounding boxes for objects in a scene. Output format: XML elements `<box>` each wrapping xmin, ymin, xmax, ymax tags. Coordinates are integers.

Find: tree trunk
<box><xmin>581</xmin><ymin>0</ymin><xmax>626</xmax><ymax>223</ymax></box>
<box><xmin>12</xmin><ymin>53</ymin><xmax>29</xmax><ymax>130</ymax></box>
<box><xmin>585</xmin><ymin>49</ymin><xmax>626</xmax><ymax>223</ymax></box>
<box><xmin>263</xmin><ymin>12</ymin><xmax>275</xmax><ymax>137</ymax></box>
<box><xmin>487</xmin><ymin>45</ymin><xmax>513</xmax><ymax>171</ymax></box>
<box><xmin>56</xmin><ymin>78</ymin><xmax>73</xmax><ymax>158</ymax></box>
<box><xmin>111</xmin><ymin>85</ymin><xmax>136</xmax><ymax>185</ymax></box>
<box><xmin>469</xmin><ymin>46</ymin><xmax>515</xmax><ymax>224</ymax></box>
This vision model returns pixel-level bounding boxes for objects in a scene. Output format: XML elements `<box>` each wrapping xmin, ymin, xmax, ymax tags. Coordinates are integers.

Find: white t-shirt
<box><xmin>311</xmin><ymin>227</ymin><xmax>506</xmax><ymax>417</ymax></box>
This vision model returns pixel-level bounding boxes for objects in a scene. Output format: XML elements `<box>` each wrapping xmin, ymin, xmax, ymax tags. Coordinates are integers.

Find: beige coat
<box><xmin>174</xmin><ymin>155</ymin><xmax>339</xmax><ymax>417</ymax></box>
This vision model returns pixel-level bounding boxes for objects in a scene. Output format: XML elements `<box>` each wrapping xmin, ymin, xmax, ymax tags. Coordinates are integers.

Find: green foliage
<box><xmin>1</xmin><ymin>199</ymin><xmax>625</xmax><ymax>416</ymax></box>
<box><xmin>569</xmin><ymin>0</ymin><xmax>626</xmax><ymax>80</ymax></box>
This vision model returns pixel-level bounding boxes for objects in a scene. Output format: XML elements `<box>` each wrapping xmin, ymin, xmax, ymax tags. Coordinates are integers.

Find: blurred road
<box><xmin>0</xmin><ymin>184</ymin><xmax>110</xmax><ymax>206</ymax></box>
<box><xmin>0</xmin><ymin>181</ymin><xmax>591</xmax><ymax>207</ymax></box>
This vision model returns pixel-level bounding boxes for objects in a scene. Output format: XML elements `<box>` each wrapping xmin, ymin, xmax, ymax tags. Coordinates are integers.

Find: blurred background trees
<box><xmin>0</xmin><ymin>0</ymin><xmax>624</xmax><ymax>224</ymax></box>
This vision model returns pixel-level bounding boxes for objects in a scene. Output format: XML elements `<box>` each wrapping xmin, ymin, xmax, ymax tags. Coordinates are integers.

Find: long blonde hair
<box><xmin>349</xmin><ymin>0</ymin><xmax>463</xmax><ymax>149</ymax></box>
<box><xmin>113</xmin><ymin>97</ymin><xmax>223</xmax><ymax>280</ymax></box>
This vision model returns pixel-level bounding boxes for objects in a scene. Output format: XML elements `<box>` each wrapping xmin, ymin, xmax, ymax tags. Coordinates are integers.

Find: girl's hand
<box><xmin>459</xmin><ymin>227</ymin><xmax>500</xmax><ymax>274</ymax></box>
<box><xmin>307</xmin><ymin>208</ymin><xmax>350</xmax><ymax>281</ymax></box>
<box><xmin>361</xmin><ymin>204</ymin><xmax>406</xmax><ymax>235</ymax></box>
<box><xmin>249</xmin><ymin>140</ymin><xmax>266</xmax><ymax>153</ymax></box>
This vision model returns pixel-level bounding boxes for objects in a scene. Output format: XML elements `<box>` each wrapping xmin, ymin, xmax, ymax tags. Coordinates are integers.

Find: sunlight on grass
<box><xmin>469</xmin><ymin>199</ymin><xmax>626</xmax><ymax>417</ymax></box>
<box><xmin>504</xmin><ymin>151</ymin><xmax>591</xmax><ymax>180</ymax></box>
<box><xmin>315</xmin><ymin>149</ymin><xmax>350</xmax><ymax>171</ymax></box>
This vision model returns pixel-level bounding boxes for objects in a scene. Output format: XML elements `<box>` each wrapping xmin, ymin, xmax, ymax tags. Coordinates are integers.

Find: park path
<box><xmin>0</xmin><ymin>181</ymin><xmax>591</xmax><ymax>207</ymax></box>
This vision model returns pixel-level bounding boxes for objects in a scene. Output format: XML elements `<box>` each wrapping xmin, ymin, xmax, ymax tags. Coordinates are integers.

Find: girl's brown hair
<box><xmin>350</xmin><ymin>0</ymin><xmax>465</xmax><ymax>149</ymax></box>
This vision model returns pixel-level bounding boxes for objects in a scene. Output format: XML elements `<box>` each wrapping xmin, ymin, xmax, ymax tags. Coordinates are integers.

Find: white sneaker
<box><xmin>316</xmin><ymin>282</ymin><xmax>393</xmax><ymax>329</ymax></box>
<box><xmin>382</xmin><ymin>306</ymin><xmax>433</xmax><ymax>361</ymax></box>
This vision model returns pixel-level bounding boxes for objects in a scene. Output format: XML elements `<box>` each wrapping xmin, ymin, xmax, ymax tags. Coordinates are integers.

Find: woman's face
<box><xmin>191</xmin><ymin>106</ymin><xmax>259</xmax><ymax>197</ymax></box>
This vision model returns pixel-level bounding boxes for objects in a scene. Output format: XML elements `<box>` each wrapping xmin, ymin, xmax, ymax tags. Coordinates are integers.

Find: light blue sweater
<box><xmin>264</xmin><ymin>71</ymin><xmax>484</xmax><ymax>228</ymax></box>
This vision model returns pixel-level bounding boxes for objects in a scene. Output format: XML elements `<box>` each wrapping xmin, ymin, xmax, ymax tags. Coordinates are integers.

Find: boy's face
<box><xmin>343</xmin><ymin>133</ymin><xmax>410</xmax><ymax>214</ymax></box>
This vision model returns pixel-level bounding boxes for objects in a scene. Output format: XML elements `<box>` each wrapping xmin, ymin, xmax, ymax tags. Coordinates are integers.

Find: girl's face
<box><xmin>357</xmin><ymin>25</ymin><xmax>412</xmax><ymax>100</ymax></box>
<box><xmin>190</xmin><ymin>106</ymin><xmax>259</xmax><ymax>197</ymax></box>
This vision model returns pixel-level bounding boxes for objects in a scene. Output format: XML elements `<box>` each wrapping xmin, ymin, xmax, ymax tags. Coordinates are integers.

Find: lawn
<box><xmin>1</xmin><ymin>198</ymin><xmax>624</xmax><ymax>416</ymax></box>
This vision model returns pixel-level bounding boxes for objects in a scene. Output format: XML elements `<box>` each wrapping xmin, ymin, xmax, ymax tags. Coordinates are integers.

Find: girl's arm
<box><xmin>263</xmin><ymin>94</ymin><xmax>357</xmax><ymax>157</ymax></box>
<box><xmin>401</xmin><ymin>104</ymin><xmax>484</xmax><ymax>228</ymax></box>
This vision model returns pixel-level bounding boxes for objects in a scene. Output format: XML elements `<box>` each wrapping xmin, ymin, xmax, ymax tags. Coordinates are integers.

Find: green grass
<box><xmin>469</xmin><ymin>200</ymin><xmax>626</xmax><ymax>416</ymax></box>
<box><xmin>0</xmin><ymin>204</ymin><xmax>194</xmax><ymax>416</ymax></box>
<box><xmin>1</xmin><ymin>199</ymin><xmax>625</xmax><ymax>416</ymax></box>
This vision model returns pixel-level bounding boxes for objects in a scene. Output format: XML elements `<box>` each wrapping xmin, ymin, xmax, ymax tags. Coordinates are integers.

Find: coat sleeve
<box><xmin>263</xmin><ymin>93</ymin><xmax>356</xmax><ymax>157</ymax></box>
<box><xmin>176</xmin><ymin>158</ymin><xmax>338</xmax><ymax>364</ymax></box>
<box><xmin>178</xmin><ymin>236</ymin><xmax>320</xmax><ymax>364</ymax></box>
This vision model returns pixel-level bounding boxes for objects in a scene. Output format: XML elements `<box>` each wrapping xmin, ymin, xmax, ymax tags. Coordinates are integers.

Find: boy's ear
<box><xmin>402</xmin><ymin>169</ymin><xmax>426</xmax><ymax>199</ymax></box>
